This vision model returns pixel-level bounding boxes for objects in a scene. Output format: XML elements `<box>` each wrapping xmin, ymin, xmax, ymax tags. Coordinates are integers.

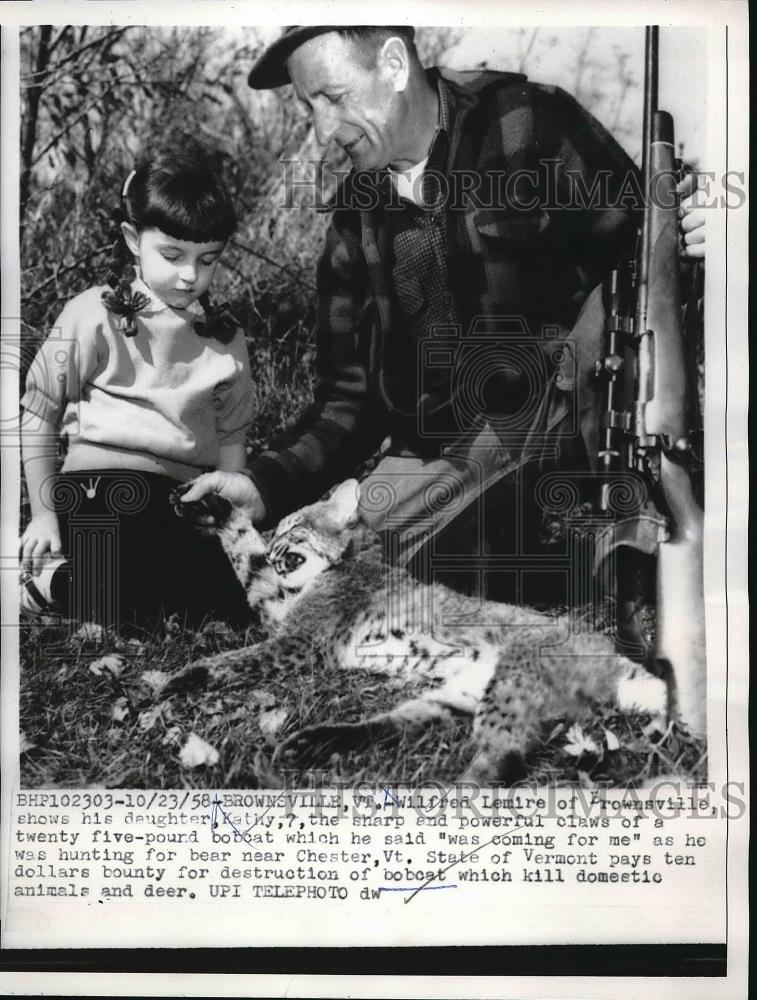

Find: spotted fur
<box><xmin>172</xmin><ymin>480</ymin><xmax>667</xmax><ymax>782</ymax></box>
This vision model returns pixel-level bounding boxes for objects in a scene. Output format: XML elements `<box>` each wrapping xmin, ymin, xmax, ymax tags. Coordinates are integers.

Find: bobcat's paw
<box><xmin>274</xmin><ymin>722</ymin><xmax>366</xmax><ymax>766</ymax></box>
<box><xmin>162</xmin><ymin>660</ymin><xmax>246</xmax><ymax>697</ymax></box>
<box><xmin>162</xmin><ymin>664</ymin><xmax>212</xmax><ymax>696</ymax></box>
<box><xmin>617</xmin><ymin>666</ymin><xmax>668</xmax><ymax>719</ymax></box>
<box><xmin>459</xmin><ymin>748</ymin><xmax>527</xmax><ymax>786</ymax></box>
<box><xmin>170</xmin><ymin>486</ymin><xmax>234</xmax><ymax>530</ymax></box>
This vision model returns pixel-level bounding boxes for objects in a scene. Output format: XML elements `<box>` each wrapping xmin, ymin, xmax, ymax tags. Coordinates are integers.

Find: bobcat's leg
<box><xmin>275</xmin><ymin>699</ymin><xmax>459</xmax><ymax>766</ymax></box>
<box><xmin>163</xmin><ymin>643</ymin><xmax>269</xmax><ymax>695</ymax></box>
<box><xmin>460</xmin><ymin>665</ymin><xmax>541</xmax><ymax>785</ymax></box>
<box><xmin>461</xmin><ymin>656</ymin><xmax>668</xmax><ymax>785</ymax></box>
<box><xmin>171</xmin><ymin>488</ymin><xmax>268</xmax><ymax>595</ymax></box>
<box><xmin>460</xmin><ymin>748</ymin><xmax>529</xmax><ymax>786</ymax></box>
<box><xmin>275</xmin><ymin>654</ymin><xmax>493</xmax><ymax>768</ymax></box>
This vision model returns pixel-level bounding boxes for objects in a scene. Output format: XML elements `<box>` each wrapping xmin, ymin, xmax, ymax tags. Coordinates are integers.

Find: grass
<box><xmin>19</xmin><ymin>603</ymin><xmax>707</xmax><ymax>790</ymax></box>
<box><xmin>17</xmin><ymin>259</ymin><xmax>706</xmax><ymax>791</ymax></box>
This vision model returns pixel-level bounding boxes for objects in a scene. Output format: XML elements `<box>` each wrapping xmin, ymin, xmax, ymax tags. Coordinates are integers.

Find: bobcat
<box><xmin>171</xmin><ymin>480</ymin><xmax>667</xmax><ymax>782</ymax></box>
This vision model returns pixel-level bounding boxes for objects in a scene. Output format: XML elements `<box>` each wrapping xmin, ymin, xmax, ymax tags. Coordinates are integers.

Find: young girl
<box><xmin>20</xmin><ymin>151</ymin><xmax>254</xmax><ymax>625</ymax></box>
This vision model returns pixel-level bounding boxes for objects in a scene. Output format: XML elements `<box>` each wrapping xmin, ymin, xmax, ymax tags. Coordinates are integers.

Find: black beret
<box><xmin>247</xmin><ymin>25</ymin><xmax>416</xmax><ymax>89</ymax></box>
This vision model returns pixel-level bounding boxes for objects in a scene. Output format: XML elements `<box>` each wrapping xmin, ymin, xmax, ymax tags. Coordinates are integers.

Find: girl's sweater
<box><xmin>22</xmin><ymin>280</ymin><xmax>254</xmax><ymax>482</ymax></box>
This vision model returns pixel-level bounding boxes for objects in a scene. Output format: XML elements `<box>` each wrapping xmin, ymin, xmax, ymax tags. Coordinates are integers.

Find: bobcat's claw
<box><xmin>275</xmin><ymin>723</ymin><xmax>364</xmax><ymax>765</ymax></box>
<box><xmin>170</xmin><ymin>488</ymin><xmax>234</xmax><ymax>529</ymax></box>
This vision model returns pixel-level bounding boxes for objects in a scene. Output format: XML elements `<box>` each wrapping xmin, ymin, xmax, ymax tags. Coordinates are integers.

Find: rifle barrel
<box><xmin>637</xmin><ymin>25</ymin><xmax>659</xmax><ymax>337</ymax></box>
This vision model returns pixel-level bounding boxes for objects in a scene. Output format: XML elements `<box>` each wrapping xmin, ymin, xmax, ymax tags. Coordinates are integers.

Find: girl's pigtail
<box><xmin>100</xmin><ymin>207</ymin><xmax>150</xmax><ymax>338</ymax></box>
<box><xmin>194</xmin><ymin>291</ymin><xmax>238</xmax><ymax>345</ymax></box>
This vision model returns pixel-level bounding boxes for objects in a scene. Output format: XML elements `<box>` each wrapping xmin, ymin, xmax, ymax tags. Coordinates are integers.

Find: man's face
<box><xmin>287</xmin><ymin>32</ymin><xmax>406</xmax><ymax>171</ymax></box>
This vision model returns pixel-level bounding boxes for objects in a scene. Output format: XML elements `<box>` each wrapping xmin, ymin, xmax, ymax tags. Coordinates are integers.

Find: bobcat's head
<box><xmin>266</xmin><ymin>480</ymin><xmax>361</xmax><ymax>601</ymax></box>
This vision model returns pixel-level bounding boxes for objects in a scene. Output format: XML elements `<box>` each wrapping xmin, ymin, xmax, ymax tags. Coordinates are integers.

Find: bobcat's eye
<box><xmin>282</xmin><ymin>551</ymin><xmax>306</xmax><ymax>574</ymax></box>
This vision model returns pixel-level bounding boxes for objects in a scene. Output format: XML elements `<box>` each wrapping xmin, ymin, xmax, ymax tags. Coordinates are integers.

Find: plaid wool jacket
<box><xmin>248</xmin><ymin>69</ymin><xmax>640</xmax><ymax>525</ymax></box>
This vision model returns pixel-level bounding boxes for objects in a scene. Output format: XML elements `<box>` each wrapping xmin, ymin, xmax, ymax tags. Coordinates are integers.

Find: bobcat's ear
<box><xmin>326</xmin><ymin>479</ymin><xmax>360</xmax><ymax>529</ymax></box>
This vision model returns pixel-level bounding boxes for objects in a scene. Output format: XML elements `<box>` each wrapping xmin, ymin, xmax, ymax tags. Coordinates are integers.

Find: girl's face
<box><xmin>122</xmin><ymin>224</ymin><xmax>226</xmax><ymax>310</ymax></box>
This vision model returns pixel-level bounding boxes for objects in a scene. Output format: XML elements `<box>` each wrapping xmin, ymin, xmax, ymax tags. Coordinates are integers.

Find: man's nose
<box><xmin>312</xmin><ymin>105</ymin><xmax>339</xmax><ymax>148</ymax></box>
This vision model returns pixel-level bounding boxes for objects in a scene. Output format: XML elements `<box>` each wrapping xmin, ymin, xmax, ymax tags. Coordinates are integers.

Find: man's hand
<box><xmin>20</xmin><ymin>511</ymin><xmax>62</xmax><ymax>575</ymax></box>
<box><xmin>178</xmin><ymin>471</ymin><xmax>267</xmax><ymax>524</ymax></box>
<box><xmin>678</xmin><ymin>172</ymin><xmax>705</xmax><ymax>260</ymax></box>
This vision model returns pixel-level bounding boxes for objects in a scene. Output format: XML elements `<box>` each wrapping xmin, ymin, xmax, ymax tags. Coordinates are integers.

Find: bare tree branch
<box><xmin>31</xmin><ymin>84</ymin><xmax>116</xmax><ymax>165</ymax></box>
<box><xmin>20</xmin><ymin>26</ymin><xmax>53</xmax><ymax>221</ymax></box>
<box><xmin>22</xmin><ymin>27</ymin><xmax>128</xmax><ymax>85</ymax></box>
<box><xmin>22</xmin><ymin>244</ymin><xmax>112</xmax><ymax>302</ymax></box>
<box><xmin>230</xmin><ymin>239</ymin><xmax>316</xmax><ymax>291</ymax></box>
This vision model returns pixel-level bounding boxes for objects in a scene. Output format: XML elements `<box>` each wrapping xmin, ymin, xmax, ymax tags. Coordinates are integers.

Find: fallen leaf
<box><xmin>564</xmin><ymin>723</ymin><xmax>600</xmax><ymax>758</ymax></box>
<box><xmin>141</xmin><ymin>669</ymin><xmax>169</xmax><ymax>693</ymax></box>
<box><xmin>90</xmin><ymin>655</ymin><xmax>123</xmax><ymax>678</ymax></box>
<box><xmin>201</xmin><ymin>620</ymin><xmax>235</xmax><ymax>640</ymax></box>
<box><xmin>161</xmin><ymin>725</ymin><xmax>182</xmax><ymax>747</ymax></box>
<box><xmin>249</xmin><ymin>689</ymin><xmax>277</xmax><ymax>708</ymax></box>
<box><xmin>259</xmin><ymin>707</ymin><xmax>288</xmax><ymax>737</ymax></box>
<box><xmin>604</xmin><ymin>728</ymin><xmax>620</xmax><ymax>752</ymax></box>
<box><xmin>20</xmin><ymin>732</ymin><xmax>36</xmax><ymax>753</ymax></box>
<box><xmin>227</xmin><ymin>705</ymin><xmax>252</xmax><ymax>721</ymax></box>
<box><xmin>179</xmin><ymin>733</ymin><xmax>220</xmax><ymax>768</ymax></box>
<box><xmin>545</xmin><ymin>722</ymin><xmax>565</xmax><ymax>744</ymax></box>
<box><xmin>111</xmin><ymin>697</ymin><xmax>129</xmax><ymax>722</ymax></box>
<box><xmin>164</xmin><ymin>614</ymin><xmax>181</xmax><ymax>635</ymax></box>
<box><xmin>72</xmin><ymin>622</ymin><xmax>105</xmax><ymax>645</ymax></box>
<box><xmin>138</xmin><ymin>704</ymin><xmax>163</xmax><ymax>731</ymax></box>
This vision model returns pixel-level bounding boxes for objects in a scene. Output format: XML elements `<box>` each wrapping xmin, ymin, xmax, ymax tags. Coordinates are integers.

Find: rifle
<box><xmin>594</xmin><ymin>26</ymin><xmax>706</xmax><ymax>735</ymax></box>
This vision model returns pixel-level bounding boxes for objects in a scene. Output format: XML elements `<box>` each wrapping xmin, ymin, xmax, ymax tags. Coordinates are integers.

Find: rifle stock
<box><xmin>595</xmin><ymin>26</ymin><xmax>706</xmax><ymax>736</ymax></box>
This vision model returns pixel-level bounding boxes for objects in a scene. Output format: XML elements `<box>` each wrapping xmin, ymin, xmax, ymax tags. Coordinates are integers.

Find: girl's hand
<box><xmin>178</xmin><ymin>471</ymin><xmax>267</xmax><ymax>524</ymax></box>
<box><xmin>20</xmin><ymin>511</ymin><xmax>63</xmax><ymax>575</ymax></box>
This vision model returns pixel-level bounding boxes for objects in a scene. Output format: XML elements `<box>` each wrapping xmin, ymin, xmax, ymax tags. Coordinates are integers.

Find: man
<box><xmin>182</xmin><ymin>26</ymin><xmax>704</xmax><ymax>582</ymax></box>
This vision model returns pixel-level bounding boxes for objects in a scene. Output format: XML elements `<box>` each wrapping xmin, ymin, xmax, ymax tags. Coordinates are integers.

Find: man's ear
<box><xmin>379</xmin><ymin>36</ymin><xmax>410</xmax><ymax>93</ymax></box>
<box><xmin>120</xmin><ymin>221</ymin><xmax>140</xmax><ymax>257</ymax></box>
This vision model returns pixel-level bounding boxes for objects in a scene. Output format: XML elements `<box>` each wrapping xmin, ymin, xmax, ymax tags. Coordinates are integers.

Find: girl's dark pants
<box><xmin>50</xmin><ymin>470</ymin><xmax>250</xmax><ymax>627</ymax></box>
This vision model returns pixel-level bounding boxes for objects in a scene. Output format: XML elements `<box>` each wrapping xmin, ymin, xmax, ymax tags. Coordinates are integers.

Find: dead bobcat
<box><xmin>171</xmin><ymin>480</ymin><xmax>666</xmax><ymax>782</ymax></box>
